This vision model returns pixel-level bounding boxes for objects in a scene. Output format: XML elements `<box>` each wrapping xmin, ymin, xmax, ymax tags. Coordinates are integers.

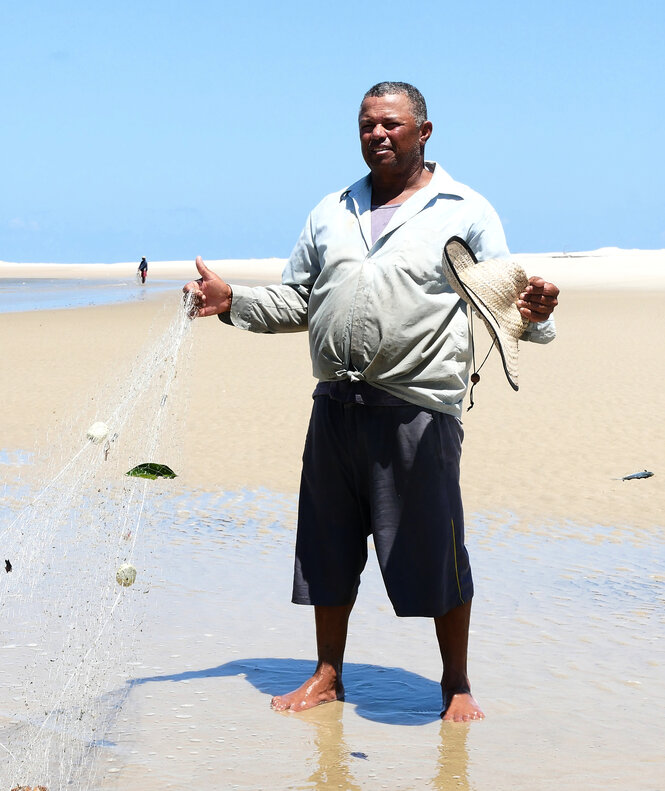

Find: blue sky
<box><xmin>1</xmin><ymin>0</ymin><xmax>663</xmax><ymax>262</ymax></box>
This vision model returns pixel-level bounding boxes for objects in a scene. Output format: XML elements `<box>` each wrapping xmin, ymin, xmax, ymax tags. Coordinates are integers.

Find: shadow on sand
<box><xmin>129</xmin><ymin>658</ymin><xmax>442</xmax><ymax>725</ymax></box>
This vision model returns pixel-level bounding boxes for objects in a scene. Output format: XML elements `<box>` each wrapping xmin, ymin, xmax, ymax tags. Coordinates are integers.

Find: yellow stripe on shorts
<box><xmin>451</xmin><ymin>517</ymin><xmax>464</xmax><ymax>603</ymax></box>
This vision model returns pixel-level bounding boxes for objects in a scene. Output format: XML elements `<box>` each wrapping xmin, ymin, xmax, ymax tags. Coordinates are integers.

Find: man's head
<box><xmin>358</xmin><ymin>82</ymin><xmax>432</xmax><ymax>178</ymax></box>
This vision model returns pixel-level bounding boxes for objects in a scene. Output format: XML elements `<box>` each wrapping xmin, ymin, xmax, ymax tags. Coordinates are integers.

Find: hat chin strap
<box><xmin>466</xmin><ymin>310</ymin><xmax>494</xmax><ymax>411</ymax></box>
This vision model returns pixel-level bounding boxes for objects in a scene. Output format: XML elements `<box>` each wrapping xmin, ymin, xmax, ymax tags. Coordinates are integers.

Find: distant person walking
<box><xmin>138</xmin><ymin>256</ymin><xmax>148</xmax><ymax>284</ymax></box>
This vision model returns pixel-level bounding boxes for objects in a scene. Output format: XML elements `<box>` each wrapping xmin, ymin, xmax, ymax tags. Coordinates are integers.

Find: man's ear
<box><xmin>420</xmin><ymin>120</ymin><xmax>433</xmax><ymax>146</ymax></box>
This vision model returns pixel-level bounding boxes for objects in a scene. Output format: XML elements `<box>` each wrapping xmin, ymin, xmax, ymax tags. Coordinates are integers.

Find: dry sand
<box><xmin>1</xmin><ymin>251</ymin><xmax>664</xmax><ymax>790</ymax></box>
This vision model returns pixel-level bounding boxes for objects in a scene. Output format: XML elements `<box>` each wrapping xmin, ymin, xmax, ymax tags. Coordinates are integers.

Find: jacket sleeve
<box><xmin>520</xmin><ymin>318</ymin><xmax>557</xmax><ymax>344</ymax></box>
<box><xmin>221</xmin><ymin>211</ymin><xmax>321</xmax><ymax>334</ymax></box>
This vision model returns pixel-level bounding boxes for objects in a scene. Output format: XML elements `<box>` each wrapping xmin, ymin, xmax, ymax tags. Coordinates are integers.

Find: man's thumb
<box><xmin>195</xmin><ymin>256</ymin><xmax>210</xmax><ymax>278</ymax></box>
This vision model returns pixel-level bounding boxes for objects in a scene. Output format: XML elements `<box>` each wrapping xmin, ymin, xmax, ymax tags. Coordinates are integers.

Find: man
<box><xmin>184</xmin><ymin>82</ymin><xmax>558</xmax><ymax>722</ymax></box>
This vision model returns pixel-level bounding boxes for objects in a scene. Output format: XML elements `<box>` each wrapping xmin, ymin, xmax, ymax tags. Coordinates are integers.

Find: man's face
<box><xmin>358</xmin><ymin>93</ymin><xmax>431</xmax><ymax>175</ymax></box>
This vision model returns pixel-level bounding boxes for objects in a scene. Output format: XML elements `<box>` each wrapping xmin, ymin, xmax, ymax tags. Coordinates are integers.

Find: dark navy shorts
<box><xmin>292</xmin><ymin>391</ymin><xmax>473</xmax><ymax>617</ymax></box>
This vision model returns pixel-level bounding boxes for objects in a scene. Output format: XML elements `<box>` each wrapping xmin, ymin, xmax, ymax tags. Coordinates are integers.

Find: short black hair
<box><xmin>361</xmin><ymin>82</ymin><xmax>428</xmax><ymax>126</ymax></box>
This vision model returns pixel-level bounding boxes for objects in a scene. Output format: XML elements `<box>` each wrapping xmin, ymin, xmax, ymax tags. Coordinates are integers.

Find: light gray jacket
<box><xmin>225</xmin><ymin>162</ymin><xmax>555</xmax><ymax>417</ymax></box>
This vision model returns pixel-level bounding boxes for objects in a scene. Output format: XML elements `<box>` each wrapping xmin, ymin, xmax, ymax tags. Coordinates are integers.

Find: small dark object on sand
<box><xmin>4</xmin><ymin>559</ymin><xmax>11</xmax><ymax>573</ymax></box>
<box><xmin>621</xmin><ymin>470</ymin><xmax>654</xmax><ymax>481</ymax></box>
<box><xmin>350</xmin><ymin>751</ymin><xmax>369</xmax><ymax>760</ymax></box>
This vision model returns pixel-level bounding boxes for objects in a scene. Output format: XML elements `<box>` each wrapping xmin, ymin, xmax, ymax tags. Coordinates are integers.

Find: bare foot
<box><xmin>441</xmin><ymin>689</ymin><xmax>485</xmax><ymax>722</ymax></box>
<box><xmin>271</xmin><ymin>665</ymin><xmax>344</xmax><ymax>712</ymax></box>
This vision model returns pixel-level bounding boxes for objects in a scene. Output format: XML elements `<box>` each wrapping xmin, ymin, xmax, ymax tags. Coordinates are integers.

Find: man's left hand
<box><xmin>517</xmin><ymin>277</ymin><xmax>559</xmax><ymax>322</ymax></box>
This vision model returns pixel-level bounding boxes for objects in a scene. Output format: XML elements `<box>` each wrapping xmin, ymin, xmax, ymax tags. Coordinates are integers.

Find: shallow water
<box><xmin>0</xmin><ymin>275</ymin><xmax>268</xmax><ymax>314</ymax></box>
<box><xmin>0</xmin><ymin>277</ymin><xmax>176</xmax><ymax>313</ymax></box>
<box><xmin>2</xmin><ymin>475</ymin><xmax>663</xmax><ymax>790</ymax></box>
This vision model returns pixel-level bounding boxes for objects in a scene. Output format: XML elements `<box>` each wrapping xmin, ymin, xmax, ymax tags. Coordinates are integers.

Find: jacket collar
<box><xmin>340</xmin><ymin>162</ymin><xmax>466</xmax><ymax>251</ymax></box>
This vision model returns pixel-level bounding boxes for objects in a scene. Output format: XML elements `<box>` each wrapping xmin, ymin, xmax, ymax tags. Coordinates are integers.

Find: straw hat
<box><xmin>442</xmin><ymin>236</ymin><xmax>529</xmax><ymax>391</ymax></box>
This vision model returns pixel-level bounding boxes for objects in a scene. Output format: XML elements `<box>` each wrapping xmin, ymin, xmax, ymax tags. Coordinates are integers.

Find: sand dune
<box><xmin>2</xmin><ymin>246</ymin><xmax>664</xmax><ymax>291</ymax></box>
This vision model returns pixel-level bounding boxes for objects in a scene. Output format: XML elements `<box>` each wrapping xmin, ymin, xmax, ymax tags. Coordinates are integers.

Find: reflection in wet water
<box><xmin>435</xmin><ymin>723</ymin><xmax>471</xmax><ymax>791</ymax></box>
<box><xmin>271</xmin><ymin>706</ymin><xmax>473</xmax><ymax>791</ymax></box>
<box><xmin>283</xmin><ymin>704</ymin><xmax>364</xmax><ymax>791</ymax></box>
<box><xmin>290</xmin><ymin>706</ymin><xmax>472</xmax><ymax>791</ymax></box>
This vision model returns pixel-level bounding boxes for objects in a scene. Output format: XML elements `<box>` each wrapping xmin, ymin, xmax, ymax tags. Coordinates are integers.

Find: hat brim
<box><xmin>442</xmin><ymin>236</ymin><xmax>526</xmax><ymax>391</ymax></box>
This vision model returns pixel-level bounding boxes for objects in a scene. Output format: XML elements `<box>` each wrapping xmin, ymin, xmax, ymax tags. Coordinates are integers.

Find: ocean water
<box><xmin>0</xmin><ymin>277</ymin><xmax>179</xmax><ymax>314</ymax></box>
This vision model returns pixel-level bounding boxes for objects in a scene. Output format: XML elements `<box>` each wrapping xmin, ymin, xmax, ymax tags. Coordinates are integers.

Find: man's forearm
<box><xmin>218</xmin><ymin>283</ymin><xmax>310</xmax><ymax>334</ymax></box>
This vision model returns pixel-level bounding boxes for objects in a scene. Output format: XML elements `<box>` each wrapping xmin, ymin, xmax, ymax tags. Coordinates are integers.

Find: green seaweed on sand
<box><xmin>125</xmin><ymin>463</ymin><xmax>177</xmax><ymax>480</ymax></box>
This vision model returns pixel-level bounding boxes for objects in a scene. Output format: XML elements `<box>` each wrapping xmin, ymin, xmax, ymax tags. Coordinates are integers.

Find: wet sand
<box><xmin>1</xmin><ymin>253</ymin><xmax>664</xmax><ymax>789</ymax></box>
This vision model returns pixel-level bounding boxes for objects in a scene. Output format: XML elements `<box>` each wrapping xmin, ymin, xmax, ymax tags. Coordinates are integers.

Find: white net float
<box><xmin>86</xmin><ymin>421</ymin><xmax>110</xmax><ymax>444</ymax></box>
<box><xmin>115</xmin><ymin>563</ymin><xmax>137</xmax><ymax>587</ymax></box>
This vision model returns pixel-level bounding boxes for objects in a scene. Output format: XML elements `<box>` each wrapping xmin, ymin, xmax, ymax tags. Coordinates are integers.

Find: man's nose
<box><xmin>370</xmin><ymin>124</ymin><xmax>387</xmax><ymax>139</ymax></box>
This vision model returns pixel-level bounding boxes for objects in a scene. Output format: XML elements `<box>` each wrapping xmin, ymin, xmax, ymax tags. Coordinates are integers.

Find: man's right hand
<box><xmin>183</xmin><ymin>256</ymin><xmax>232</xmax><ymax>317</ymax></box>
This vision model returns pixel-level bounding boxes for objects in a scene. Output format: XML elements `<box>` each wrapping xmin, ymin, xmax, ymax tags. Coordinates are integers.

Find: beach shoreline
<box><xmin>2</xmin><ymin>245</ymin><xmax>664</xmax><ymax>290</ymax></box>
<box><xmin>0</xmin><ymin>257</ymin><xmax>286</xmax><ymax>283</ymax></box>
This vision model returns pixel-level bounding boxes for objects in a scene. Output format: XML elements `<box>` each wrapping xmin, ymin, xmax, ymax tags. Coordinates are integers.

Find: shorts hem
<box><xmin>291</xmin><ymin>595</ymin><xmax>357</xmax><ymax>607</ymax></box>
<box><xmin>392</xmin><ymin>592</ymin><xmax>474</xmax><ymax>618</ymax></box>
